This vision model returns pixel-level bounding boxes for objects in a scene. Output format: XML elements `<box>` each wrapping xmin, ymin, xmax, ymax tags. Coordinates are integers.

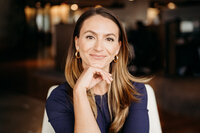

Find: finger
<box><xmin>91</xmin><ymin>68</ymin><xmax>112</xmax><ymax>84</ymax></box>
<box><xmin>100</xmin><ymin>71</ymin><xmax>112</xmax><ymax>84</ymax></box>
<box><xmin>102</xmin><ymin>71</ymin><xmax>113</xmax><ymax>83</ymax></box>
<box><xmin>93</xmin><ymin>70</ymin><xmax>109</xmax><ymax>84</ymax></box>
<box><xmin>106</xmin><ymin>72</ymin><xmax>113</xmax><ymax>81</ymax></box>
<box><xmin>89</xmin><ymin>77</ymin><xmax>102</xmax><ymax>89</ymax></box>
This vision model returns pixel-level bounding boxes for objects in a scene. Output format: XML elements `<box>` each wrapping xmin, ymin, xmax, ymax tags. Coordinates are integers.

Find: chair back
<box><xmin>41</xmin><ymin>85</ymin><xmax>162</xmax><ymax>133</ymax></box>
<box><xmin>41</xmin><ymin>85</ymin><xmax>58</xmax><ymax>133</ymax></box>
<box><xmin>145</xmin><ymin>84</ymin><xmax>162</xmax><ymax>133</ymax></box>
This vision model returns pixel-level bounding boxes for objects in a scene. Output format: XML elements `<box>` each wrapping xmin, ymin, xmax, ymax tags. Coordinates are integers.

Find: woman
<box><xmin>46</xmin><ymin>7</ymin><xmax>149</xmax><ymax>133</ymax></box>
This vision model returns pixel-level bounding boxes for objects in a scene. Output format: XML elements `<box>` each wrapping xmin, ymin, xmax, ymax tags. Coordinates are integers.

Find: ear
<box><xmin>115</xmin><ymin>41</ymin><xmax>121</xmax><ymax>55</ymax></box>
<box><xmin>75</xmin><ymin>36</ymin><xmax>79</xmax><ymax>51</ymax></box>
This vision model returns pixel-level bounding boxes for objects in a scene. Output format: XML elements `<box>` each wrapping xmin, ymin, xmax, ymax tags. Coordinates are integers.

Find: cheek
<box><xmin>78</xmin><ymin>39</ymin><xmax>93</xmax><ymax>52</ymax></box>
<box><xmin>105</xmin><ymin>43</ymin><xmax>120</xmax><ymax>55</ymax></box>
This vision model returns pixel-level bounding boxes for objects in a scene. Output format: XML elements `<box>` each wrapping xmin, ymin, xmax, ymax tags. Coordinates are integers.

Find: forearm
<box><xmin>73</xmin><ymin>90</ymin><xmax>101</xmax><ymax>133</ymax></box>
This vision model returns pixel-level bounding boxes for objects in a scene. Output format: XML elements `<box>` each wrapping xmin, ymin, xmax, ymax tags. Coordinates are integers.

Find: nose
<box><xmin>94</xmin><ymin>39</ymin><xmax>103</xmax><ymax>51</ymax></box>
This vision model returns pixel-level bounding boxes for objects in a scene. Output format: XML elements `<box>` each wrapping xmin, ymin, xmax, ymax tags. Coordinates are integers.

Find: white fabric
<box><xmin>145</xmin><ymin>84</ymin><xmax>162</xmax><ymax>133</ymax></box>
<box><xmin>41</xmin><ymin>85</ymin><xmax>58</xmax><ymax>133</ymax></box>
<box><xmin>41</xmin><ymin>84</ymin><xmax>162</xmax><ymax>133</ymax></box>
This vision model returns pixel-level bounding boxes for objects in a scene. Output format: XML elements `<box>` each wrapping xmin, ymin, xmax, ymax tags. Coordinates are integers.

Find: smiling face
<box><xmin>75</xmin><ymin>15</ymin><xmax>121</xmax><ymax>71</ymax></box>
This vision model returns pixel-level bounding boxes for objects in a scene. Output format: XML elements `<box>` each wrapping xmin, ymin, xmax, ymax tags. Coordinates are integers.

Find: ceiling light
<box><xmin>168</xmin><ymin>2</ymin><xmax>176</xmax><ymax>10</ymax></box>
<box><xmin>71</xmin><ymin>4</ymin><xmax>78</xmax><ymax>11</ymax></box>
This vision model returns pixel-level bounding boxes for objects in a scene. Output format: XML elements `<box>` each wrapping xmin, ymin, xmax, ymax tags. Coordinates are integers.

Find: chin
<box><xmin>83</xmin><ymin>60</ymin><xmax>110</xmax><ymax>70</ymax></box>
<box><xmin>90</xmin><ymin>63</ymin><xmax>104</xmax><ymax>68</ymax></box>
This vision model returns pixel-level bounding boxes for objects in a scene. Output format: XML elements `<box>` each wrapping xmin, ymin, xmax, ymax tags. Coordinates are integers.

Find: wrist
<box><xmin>73</xmin><ymin>87</ymin><xmax>87</xmax><ymax>97</ymax></box>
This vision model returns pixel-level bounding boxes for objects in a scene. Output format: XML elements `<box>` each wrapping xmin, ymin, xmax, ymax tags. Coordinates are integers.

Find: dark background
<box><xmin>0</xmin><ymin>0</ymin><xmax>200</xmax><ymax>132</ymax></box>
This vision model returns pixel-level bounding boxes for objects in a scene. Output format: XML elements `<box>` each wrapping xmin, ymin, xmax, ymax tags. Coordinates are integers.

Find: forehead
<box><xmin>80</xmin><ymin>15</ymin><xmax>119</xmax><ymax>35</ymax></box>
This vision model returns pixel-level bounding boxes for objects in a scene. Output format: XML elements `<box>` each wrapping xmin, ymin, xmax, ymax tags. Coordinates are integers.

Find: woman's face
<box><xmin>75</xmin><ymin>15</ymin><xmax>121</xmax><ymax>71</ymax></box>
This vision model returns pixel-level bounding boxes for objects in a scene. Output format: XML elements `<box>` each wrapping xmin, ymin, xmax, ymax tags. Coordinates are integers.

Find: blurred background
<box><xmin>0</xmin><ymin>0</ymin><xmax>200</xmax><ymax>132</ymax></box>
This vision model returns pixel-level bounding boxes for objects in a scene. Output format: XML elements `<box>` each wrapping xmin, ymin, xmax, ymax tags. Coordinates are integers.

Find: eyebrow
<box><xmin>83</xmin><ymin>30</ymin><xmax>97</xmax><ymax>35</ymax></box>
<box><xmin>83</xmin><ymin>30</ymin><xmax>117</xmax><ymax>38</ymax></box>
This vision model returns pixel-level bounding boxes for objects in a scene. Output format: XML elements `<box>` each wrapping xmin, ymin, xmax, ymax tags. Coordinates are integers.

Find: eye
<box><xmin>86</xmin><ymin>35</ymin><xmax>95</xmax><ymax>40</ymax></box>
<box><xmin>106</xmin><ymin>37</ymin><xmax>114</xmax><ymax>42</ymax></box>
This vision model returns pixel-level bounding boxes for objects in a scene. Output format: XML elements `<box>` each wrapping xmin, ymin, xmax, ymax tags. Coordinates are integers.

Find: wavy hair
<box><xmin>65</xmin><ymin>7</ymin><xmax>149</xmax><ymax>133</ymax></box>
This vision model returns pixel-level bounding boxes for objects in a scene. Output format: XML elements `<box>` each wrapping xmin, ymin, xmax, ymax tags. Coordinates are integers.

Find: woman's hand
<box><xmin>74</xmin><ymin>67</ymin><xmax>113</xmax><ymax>93</ymax></box>
<box><xmin>73</xmin><ymin>66</ymin><xmax>111</xmax><ymax>133</ymax></box>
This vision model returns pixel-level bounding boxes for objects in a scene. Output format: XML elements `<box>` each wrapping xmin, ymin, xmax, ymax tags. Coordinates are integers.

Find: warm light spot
<box><xmin>168</xmin><ymin>2</ymin><xmax>176</xmax><ymax>10</ymax></box>
<box><xmin>50</xmin><ymin>6</ymin><xmax>61</xmax><ymax>24</ymax></box>
<box><xmin>60</xmin><ymin>4</ymin><xmax>70</xmax><ymax>23</ymax></box>
<box><xmin>71</xmin><ymin>4</ymin><xmax>78</xmax><ymax>11</ymax></box>
<box><xmin>129</xmin><ymin>0</ymin><xmax>134</xmax><ymax>1</ymax></box>
<box><xmin>147</xmin><ymin>8</ymin><xmax>160</xmax><ymax>25</ymax></box>
<box><xmin>95</xmin><ymin>5</ymin><xmax>102</xmax><ymax>8</ymax></box>
<box><xmin>147</xmin><ymin>8</ymin><xmax>159</xmax><ymax>19</ymax></box>
<box><xmin>24</xmin><ymin>6</ymin><xmax>36</xmax><ymax>22</ymax></box>
<box><xmin>50</xmin><ymin>4</ymin><xmax>70</xmax><ymax>24</ymax></box>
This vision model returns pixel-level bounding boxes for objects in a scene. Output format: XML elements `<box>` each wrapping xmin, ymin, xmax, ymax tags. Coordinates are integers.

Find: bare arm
<box><xmin>73</xmin><ymin>89</ymin><xmax>101</xmax><ymax>133</ymax></box>
<box><xmin>73</xmin><ymin>67</ymin><xmax>112</xmax><ymax>133</ymax></box>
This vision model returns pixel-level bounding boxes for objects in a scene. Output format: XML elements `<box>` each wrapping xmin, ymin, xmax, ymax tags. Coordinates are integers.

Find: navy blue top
<box><xmin>46</xmin><ymin>82</ymin><xmax>149</xmax><ymax>133</ymax></box>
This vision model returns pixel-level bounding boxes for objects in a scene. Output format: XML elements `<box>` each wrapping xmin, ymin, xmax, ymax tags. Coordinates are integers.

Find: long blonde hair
<box><xmin>65</xmin><ymin>7</ymin><xmax>149</xmax><ymax>133</ymax></box>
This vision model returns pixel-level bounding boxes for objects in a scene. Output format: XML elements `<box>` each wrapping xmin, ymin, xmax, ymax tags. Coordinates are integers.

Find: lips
<box><xmin>90</xmin><ymin>54</ymin><xmax>106</xmax><ymax>60</ymax></box>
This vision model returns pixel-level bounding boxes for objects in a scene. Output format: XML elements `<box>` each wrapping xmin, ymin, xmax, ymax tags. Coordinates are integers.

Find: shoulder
<box><xmin>131</xmin><ymin>82</ymin><xmax>148</xmax><ymax>109</ymax></box>
<box><xmin>49</xmin><ymin>82</ymin><xmax>71</xmax><ymax>99</ymax></box>
<box><xmin>133</xmin><ymin>82</ymin><xmax>147</xmax><ymax>96</ymax></box>
<box><xmin>46</xmin><ymin>82</ymin><xmax>73</xmax><ymax>114</ymax></box>
<box><xmin>45</xmin><ymin>83</ymin><xmax>75</xmax><ymax>131</ymax></box>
